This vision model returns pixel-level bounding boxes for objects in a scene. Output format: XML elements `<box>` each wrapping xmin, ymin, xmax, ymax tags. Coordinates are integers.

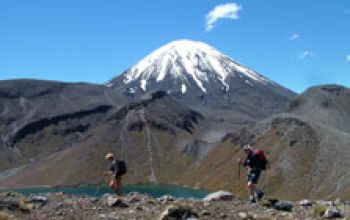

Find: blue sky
<box><xmin>1</xmin><ymin>0</ymin><xmax>349</xmax><ymax>93</ymax></box>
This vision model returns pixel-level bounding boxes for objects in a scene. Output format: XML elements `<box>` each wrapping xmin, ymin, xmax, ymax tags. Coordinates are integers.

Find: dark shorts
<box><xmin>247</xmin><ymin>169</ymin><xmax>261</xmax><ymax>184</ymax></box>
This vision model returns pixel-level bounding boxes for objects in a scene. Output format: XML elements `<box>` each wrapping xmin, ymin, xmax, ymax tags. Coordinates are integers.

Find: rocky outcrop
<box><xmin>8</xmin><ymin>105</ymin><xmax>113</xmax><ymax>147</ymax></box>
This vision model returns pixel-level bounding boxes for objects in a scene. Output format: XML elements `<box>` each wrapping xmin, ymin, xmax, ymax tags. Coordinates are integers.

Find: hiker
<box><xmin>237</xmin><ymin>144</ymin><xmax>267</xmax><ymax>203</ymax></box>
<box><xmin>105</xmin><ymin>153</ymin><xmax>127</xmax><ymax>195</ymax></box>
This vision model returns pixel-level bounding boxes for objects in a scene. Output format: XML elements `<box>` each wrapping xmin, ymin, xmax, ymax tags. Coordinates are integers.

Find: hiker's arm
<box><xmin>237</xmin><ymin>158</ymin><xmax>246</xmax><ymax>167</ymax></box>
<box><xmin>104</xmin><ymin>171</ymin><xmax>114</xmax><ymax>177</ymax></box>
<box><xmin>238</xmin><ymin>158</ymin><xmax>249</xmax><ymax>167</ymax></box>
<box><xmin>108</xmin><ymin>164</ymin><xmax>117</xmax><ymax>178</ymax></box>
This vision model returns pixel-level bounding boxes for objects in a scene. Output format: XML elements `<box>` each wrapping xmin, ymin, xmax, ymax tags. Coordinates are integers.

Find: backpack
<box><xmin>116</xmin><ymin>160</ymin><xmax>127</xmax><ymax>177</ymax></box>
<box><xmin>253</xmin><ymin>150</ymin><xmax>267</xmax><ymax>170</ymax></box>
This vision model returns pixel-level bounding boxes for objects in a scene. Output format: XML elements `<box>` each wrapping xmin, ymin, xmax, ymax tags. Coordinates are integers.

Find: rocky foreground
<box><xmin>0</xmin><ymin>191</ymin><xmax>349</xmax><ymax>220</ymax></box>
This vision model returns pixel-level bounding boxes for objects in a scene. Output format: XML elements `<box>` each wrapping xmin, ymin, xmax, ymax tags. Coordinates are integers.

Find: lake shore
<box><xmin>1</xmin><ymin>190</ymin><xmax>349</xmax><ymax>219</ymax></box>
<box><xmin>0</xmin><ymin>184</ymin><xmax>210</xmax><ymax>199</ymax></box>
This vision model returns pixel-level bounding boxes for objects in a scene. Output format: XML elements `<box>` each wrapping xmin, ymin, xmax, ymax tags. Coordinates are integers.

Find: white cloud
<box><xmin>289</xmin><ymin>33</ymin><xmax>300</xmax><ymax>40</ymax></box>
<box><xmin>346</xmin><ymin>54</ymin><xmax>350</xmax><ymax>62</ymax></box>
<box><xmin>205</xmin><ymin>2</ymin><xmax>242</xmax><ymax>32</ymax></box>
<box><xmin>297</xmin><ymin>50</ymin><xmax>314</xmax><ymax>60</ymax></box>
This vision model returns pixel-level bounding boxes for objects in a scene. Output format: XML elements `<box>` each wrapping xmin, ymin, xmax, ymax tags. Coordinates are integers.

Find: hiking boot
<box><xmin>255</xmin><ymin>190</ymin><xmax>264</xmax><ymax>200</ymax></box>
<box><xmin>249</xmin><ymin>195</ymin><xmax>256</xmax><ymax>203</ymax></box>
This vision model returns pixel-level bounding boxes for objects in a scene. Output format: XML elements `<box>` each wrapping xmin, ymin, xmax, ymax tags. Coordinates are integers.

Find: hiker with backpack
<box><xmin>237</xmin><ymin>144</ymin><xmax>267</xmax><ymax>203</ymax></box>
<box><xmin>105</xmin><ymin>153</ymin><xmax>127</xmax><ymax>195</ymax></box>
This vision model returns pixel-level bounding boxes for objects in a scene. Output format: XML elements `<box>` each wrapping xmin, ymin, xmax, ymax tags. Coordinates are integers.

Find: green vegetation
<box><xmin>313</xmin><ymin>205</ymin><xmax>328</xmax><ymax>217</ymax></box>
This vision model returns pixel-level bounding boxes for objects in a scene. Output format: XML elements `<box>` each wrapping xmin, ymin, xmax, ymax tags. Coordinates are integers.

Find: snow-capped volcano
<box><xmin>109</xmin><ymin>39</ymin><xmax>294</xmax><ymax>111</ymax></box>
<box><xmin>109</xmin><ymin>39</ymin><xmax>273</xmax><ymax>93</ymax></box>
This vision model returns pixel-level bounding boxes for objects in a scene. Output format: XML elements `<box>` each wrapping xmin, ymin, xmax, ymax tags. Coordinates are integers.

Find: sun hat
<box><xmin>242</xmin><ymin>144</ymin><xmax>252</xmax><ymax>150</ymax></box>
<box><xmin>105</xmin><ymin>152</ymin><xmax>114</xmax><ymax>160</ymax></box>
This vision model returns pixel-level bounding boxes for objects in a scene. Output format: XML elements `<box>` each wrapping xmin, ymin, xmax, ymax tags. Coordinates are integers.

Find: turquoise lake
<box><xmin>2</xmin><ymin>184</ymin><xmax>209</xmax><ymax>199</ymax></box>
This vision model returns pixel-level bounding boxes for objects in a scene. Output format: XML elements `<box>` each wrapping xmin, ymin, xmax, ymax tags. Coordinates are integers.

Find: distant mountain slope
<box><xmin>2</xmin><ymin>85</ymin><xmax>349</xmax><ymax>200</ymax></box>
<box><xmin>0</xmin><ymin>92</ymin><xmax>208</xmax><ymax>188</ymax></box>
<box><xmin>190</xmin><ymin>84</ymin><xmax>350</xmax><ymax>199</ymax></box>
<box><xmin>286</xmin><ymin>84</ymin><xmax>350</xmax><ymax>133</ymax></box>
<box><xmin>0</xmin><ymin>79</ymin><xmax>127</xmax><ymax>173</ymax></box>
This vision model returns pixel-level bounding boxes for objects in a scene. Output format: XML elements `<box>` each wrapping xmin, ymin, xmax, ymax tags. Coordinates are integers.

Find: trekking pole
<box><xmin>95</xmin><ymin>175</ymin><xmax>105</xmax><ymax>196</ymax></box>
<box><xmin>96</xmin><ymin>172</ymin><xmax>108</xmax><ymax>196</ymax></box>
<box><xmin>238</xmin><ymin>163</ymin><xmax>241</xmax><ymax>179</ymax></box>
<box><xmin>95</xmin><ymin>184</ymin><xmax>101</xmax><ymax>196</ymax></box>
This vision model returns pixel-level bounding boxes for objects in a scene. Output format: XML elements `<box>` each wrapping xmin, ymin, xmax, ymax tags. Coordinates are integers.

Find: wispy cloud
<box><xmin>205</xmin><ymin>2</ymin><xmax>242</xmax><ymax>32</ymax></box>
<box><xmin>297</xmin><ymin>50</ymin><xmax>314</xmax><ymax>60</ymax></box>
<box><xmin>289</xmin><ymin>33</ymin><xmax>300</xmax><ymax>41</ymax></box>
<box><xmin>345</xmin><ymin>8</ymin><xmax>350</xmax><ymax>14</ymax></box>
<box><xmin>346</xmin><ymin>54</ymin><xmax>350</xmax><ymax>62</ymax></box>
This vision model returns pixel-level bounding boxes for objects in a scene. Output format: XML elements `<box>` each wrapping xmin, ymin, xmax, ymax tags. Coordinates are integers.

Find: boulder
<box><xmin>28</xmin><ymin>196</ymin><xmax>48</xmax><ymax>207</ymax></box>
<box><xmin>323</xmin><ymin>207</ymin><xmax>342</xmax><ymax>218</ymax></box>
<box><xmin>201</xmin><ymin>210</ymin><xmax>210</xmax><ymax>216</ymax></box>
<box><xmin>158</xmin><ymin>195</ymin><xmax>175</xmax><ymax>203</ymax></box>
<box><xmin>238</xmin><ymin>212</ymin><xmax>248</xmax><ymax>219</ymax></box>
<box><xmin>105</xmin><ymin>196</ymin><xmax>129</xmax><ymax>208</ymax></box>
<box><xmin>203</xmin><ymin>191</ymin><xmax>234</xmax><ymax>202</ymax></box>
<box><xmin>299</xmin><ymin>199</ymin><xmax>313</xmax><ymax>207</ymax></box>
<box><xmin>274</xmin><ymin>201</ymin><xmax>293</xmax><ymax>212</ymax></box>
<box><xmin>160</xmin><ymin>205</ymin><xmax>198</xmax><ymax>220</ymax></box>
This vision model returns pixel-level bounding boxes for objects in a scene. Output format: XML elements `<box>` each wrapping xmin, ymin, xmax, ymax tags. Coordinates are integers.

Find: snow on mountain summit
<box><xmin>110</xmin><ymin>39</ymin><xmax>273</xmax><ymax>93</ymax></box>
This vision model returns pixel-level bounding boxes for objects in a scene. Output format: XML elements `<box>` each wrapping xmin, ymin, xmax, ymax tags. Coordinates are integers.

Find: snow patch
<box><xmin>119</xmin><ymin>39</ymin><xmax>273</xmax><ymax>92</ymax></box>
<box><xmin>140</xmin><ymin>79</ymin><xmax>147</xmax><ymax>91</ymax></box>
<box><xmin>244</xmin><ymin>80</ymin><xmax>254</xmax><ymax>87</ymax></box>
<box><xmin>127</xmin><ymin>88</ymin><xmax>136</xmax><ymax>94</ymax></box>
<box><xmin>181</xmin><ymin>84</ymin><xmax>187</xmax><ymax>94</ymax></box>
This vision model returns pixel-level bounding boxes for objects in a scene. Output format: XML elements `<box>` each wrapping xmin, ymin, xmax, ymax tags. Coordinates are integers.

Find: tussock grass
<box><xmin>313</xmin><ymin>205</ymin><xmax>328</xmax><ymax>217</ymax></box>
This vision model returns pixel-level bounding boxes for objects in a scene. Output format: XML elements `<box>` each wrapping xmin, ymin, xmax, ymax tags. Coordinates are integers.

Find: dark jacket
<box><xmin>243</xmin><ymin>152</ymin><xmax>261</xmax><ymax>170</ymax></box>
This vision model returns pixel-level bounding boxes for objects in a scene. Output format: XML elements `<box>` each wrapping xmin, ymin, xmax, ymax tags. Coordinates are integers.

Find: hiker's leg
<box><xmin>248</xmin><ymin>182</ymin><xmax>256</xmax><ymax>196</ymax></box>
<box><xmin>114</xmin><ymin>177</ymin><xmax>122</xmax><ymax>195</ymax></box>
<box><xmin>109</xmin><ymin>178</ymin><xmax>118</xmax><ymax>193</ymax></box>
<box><xmin>247</xmin><ymin>182</ymin><xmax>256</xmax><ymax>202</ymax></box>
<box><xmin>251</xmin><ymin>170</ymin><xmax>262</xmax><ymax>199</ymax></box>
<box><xmin>109</xmin><ymin>178</ymin><xmax>115</xmax><ymax>188</ymax></box>
<box><xmin>247</xmin><ymin>170</ymin><xmax>260</xmax><ymax>203</ymax></box>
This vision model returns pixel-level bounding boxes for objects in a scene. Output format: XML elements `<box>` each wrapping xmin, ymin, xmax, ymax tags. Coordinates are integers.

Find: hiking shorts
<box><xmin>247</xmin><ymin>169</ymin><xmax>261</xmax><ymax>184</ymax></box>
<box><xmin>109</xmin><ymin>176</ymin><xmax>122</xmax><ymax>193</ymax></box>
